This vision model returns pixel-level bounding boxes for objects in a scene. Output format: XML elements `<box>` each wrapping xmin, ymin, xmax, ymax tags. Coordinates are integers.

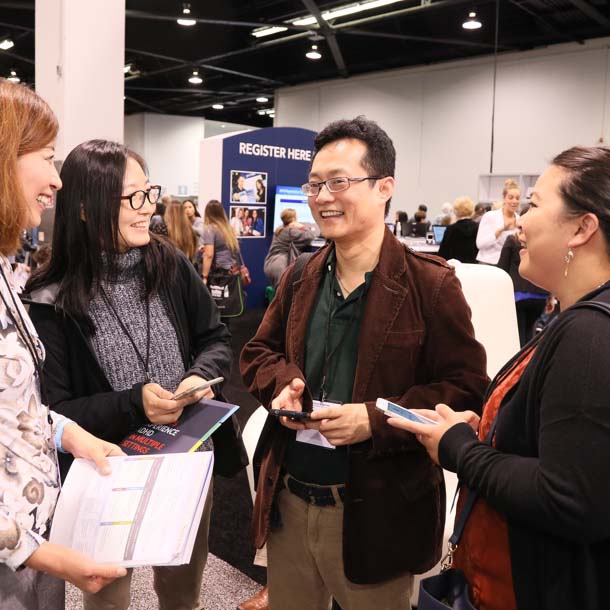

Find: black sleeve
<box><xmin>438</xmin><ymin>312</ymin><xmax>610</xmax><ymax>543</ymax></box>
<box><xmin>177</xmin><ymin>255</ymin><xmax>232</xmax><ymax>390</ymax></box>
<box><xmin>29</xmin><ymin>303</ymin><xmax>147</xmax><ymax>443</ymax></box>
<box><xmin>437</xmin><ymin>226</ymin><xmax>453</xmax><ymax>260</ymax></box>
<box><xmin>497</xmin><ymin>235</ymin><xmax>514</xmax><ymax>274</ymax></box>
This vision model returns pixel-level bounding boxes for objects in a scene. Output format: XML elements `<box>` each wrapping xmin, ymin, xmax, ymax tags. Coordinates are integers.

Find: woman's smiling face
<box><xmin>117</xmin><ymin>157</ymin><xmax>154</xmax><ymax>252</ymax></box>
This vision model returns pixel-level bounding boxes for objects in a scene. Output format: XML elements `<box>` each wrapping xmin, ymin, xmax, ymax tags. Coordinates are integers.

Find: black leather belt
<box><xmin>284</xmin><ymin>474</ymin><xmax>346</xmax><ymax>507</ymax></box>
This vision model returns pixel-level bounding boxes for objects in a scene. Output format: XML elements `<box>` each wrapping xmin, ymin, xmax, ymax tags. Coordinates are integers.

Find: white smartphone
<box><xmin>375</xmin><ymin>398</ymin><xmax>438</xmax><ymax>425</ymax></box>
<box><xmin>172</xmin><ymin>376</ymin><xmax>224</xmax><ymax>401</ymax></box>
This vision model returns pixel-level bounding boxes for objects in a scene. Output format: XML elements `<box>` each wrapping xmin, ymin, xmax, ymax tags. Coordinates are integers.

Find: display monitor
<box><xmin>431</xmin><ymin>224</ymin><xmax>447</xmax><ymax>244</ymax></box>
<box><xmin>272</xmin><ymin>186</ymin><xmax>319</xmax><ymax>235</ymax></box>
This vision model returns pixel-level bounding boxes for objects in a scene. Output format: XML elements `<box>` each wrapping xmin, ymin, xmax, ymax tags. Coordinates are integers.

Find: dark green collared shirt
<box><xmin>284</xmin><ymin>249</ymin><xmax>372</xmax><ymax>484</ymax></box>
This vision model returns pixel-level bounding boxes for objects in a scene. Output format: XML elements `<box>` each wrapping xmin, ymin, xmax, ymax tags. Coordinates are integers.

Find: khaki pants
<box><xmin>267</xmin><ymin>488</ymin><xmax>413</xmax><ymax>610</ymax></box>
<box><xmin>84</xmin><ymin>486</ymin><xmax>213</xmax><ymax>610</ymax></box>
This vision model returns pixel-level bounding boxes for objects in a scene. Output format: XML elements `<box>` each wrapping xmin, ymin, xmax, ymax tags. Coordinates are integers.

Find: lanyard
<box><xmin>99</xmin><ymin>285</ymin><xmax>154</xmax><ymax>383</ymax></box>
<box><xmin>0</xmin><ymin>264</ymin><xmax>48</xmax><ymax>418</ymax></box>
<box><xmin>319</xmin><ymin>261</ymin><xmax>365</xmax><ymax>402</ymax></box>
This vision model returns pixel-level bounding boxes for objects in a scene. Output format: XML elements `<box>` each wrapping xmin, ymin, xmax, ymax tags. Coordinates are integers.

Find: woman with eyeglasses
<box><xmin>26</xmin><ymin>139</ymin><xmax>237</xmax><ymax>610</ymax></box>
<box><xmin>0</xmin><ymin>81</ymin><xmax>128</xmax><ymax>610</ymax></box>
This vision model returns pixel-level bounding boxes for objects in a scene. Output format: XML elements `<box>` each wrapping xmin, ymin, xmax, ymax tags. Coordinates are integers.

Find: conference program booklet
<box><xmin>50</xmin><ymin>452</ymin><xmax>213</xmax><ymax>567</ymax></box>
<box><xmin>120</xmin><ymin>397</ymin><xmax>239</xmax><ymax>455</ymax></box>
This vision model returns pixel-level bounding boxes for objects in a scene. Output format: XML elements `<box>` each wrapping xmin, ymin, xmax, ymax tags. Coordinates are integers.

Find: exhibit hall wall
<box><xmin>125</xmin><ymin>114</ymin><xmax>254</xmax><ymax>198</ymax></box>
<box><xmin>275</xmin><ymin>37</ymin><xmax>610</xmax><ymax>218</ymax></box>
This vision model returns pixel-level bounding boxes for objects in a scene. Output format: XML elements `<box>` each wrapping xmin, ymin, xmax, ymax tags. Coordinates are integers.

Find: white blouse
<box><xmin>476</xmin><ymin>209</ymin><xmax>519</xmax><ymax>265</ymax></box>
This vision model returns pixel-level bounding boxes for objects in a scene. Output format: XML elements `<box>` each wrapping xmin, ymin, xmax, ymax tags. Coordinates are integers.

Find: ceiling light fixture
<box><xmin>212</xmin><ymin>103</ymin><xmax>224</xmax><ymax>110</ymax></box>
<box><xmin>7</xmin><ymin>69</ymin><xmax>20</xmax><ymax>83</ymax></box>
<box><xmin>256</xmin><ymin>96</ymin><xmax>269</xmax><ymax>103</ymax></box>
<box><xmin>462</xmin><ymin>11</ymin><xmax>482</xmax><ymax>30</ymax></box>
<box><xmin>252</xmin><ymin>26</ymin><xmax>288</xmax><ymax>39</ymax></box>
<box><xmin>188</xmin><ymin>69</ymin><xmax>203</xmax><ymax>84</ymax></box>
<box><xmin>252</xmin><ymin>0</ymin><xmax>404</xmax><ymax>37</ymax></box>
<box><xmin>306</xmin><ymin>45</ymin><xmax>322</xmax><ymax>60</ymax></box>
<box><xmin>177</xmin><ymin>3</ymin><xmax>196</xmax><ymax>26</ymax></box>
<box><xmin>0</xmin><ymin>37</ymin><xmax>14</xmax><ymax>51</ymax></box>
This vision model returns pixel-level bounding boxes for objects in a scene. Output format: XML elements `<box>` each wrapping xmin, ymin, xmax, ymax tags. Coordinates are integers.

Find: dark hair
<box><xmin>27</xmin><ymin>139</ymin><xmax>177</xmax><ymax>327</ymax></box>
<box><xmin>414</xmin><ymin>211</ymin><xmax>426</xmax><ymax>222</ymax></box>
<box><xmin>396</xmin><ymin>211</ymin><xmax>408</xmax><ymax>223</ymax></box>
<box><xmin>551</xmin><ymin>147</ymin><xmax>610</xmax><ymax>250</ymax></box>
<box><xmin>183</xmin><ymin>198</ymin><xmax>200</xmax><ymax>217</ymax></box>
<box><xmin>418</xmin><ymin>204</ymin><xmax>428</xmax><ymax>213</ymax></box>
<box><xmin>312</xmin><ymin>115</ymin><xmax>395</xmax><ymax>216</ymax></box>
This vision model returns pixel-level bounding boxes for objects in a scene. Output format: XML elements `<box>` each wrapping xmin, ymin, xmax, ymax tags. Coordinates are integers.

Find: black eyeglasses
<box><xmin>301</xmin><ymin>176</ymin><xmax>383</xmax><ymax>197</ymax></box>
<box><xmin>120</xmin><ymin>185</ymin><xmax>162</xmax><ymax>210</ymax></box>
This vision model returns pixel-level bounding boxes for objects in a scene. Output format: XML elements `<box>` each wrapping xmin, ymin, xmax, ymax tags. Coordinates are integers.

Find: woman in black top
<box><xmin>27</xmin><ymin>140</ymin><xmax>240</xmax><ymax>610</ymax></box>
<box><xmin>388</xmin><ymin>146</ymin><xmax>610</xmax><ymax>610</ymax></box>
<box><xmin>437</xmin><ymin>196</ymin><xmax>478</xmax><ymax>263</ymax></box>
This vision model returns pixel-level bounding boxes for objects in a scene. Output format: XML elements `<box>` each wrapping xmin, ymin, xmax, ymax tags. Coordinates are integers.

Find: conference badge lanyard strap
<box><xmin>0</xmin><ymin>262</ymin><xmax>48</xmax><ymax>416</ymax></box>
<box><xmin>99</xmin><ymin>285</ymin><xmax>155</xmax><ymax>384</ymax></box>
<box><xmin>296</xmin><ymin>260</ymin><xmax>364</xmax><ymax>450</ymax></box>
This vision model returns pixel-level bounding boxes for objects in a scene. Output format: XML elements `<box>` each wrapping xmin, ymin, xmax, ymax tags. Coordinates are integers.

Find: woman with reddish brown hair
<box><xmin>165</xmin><ymin>200</ymin><xmax>198</xmax><ymax>263</ymax></box>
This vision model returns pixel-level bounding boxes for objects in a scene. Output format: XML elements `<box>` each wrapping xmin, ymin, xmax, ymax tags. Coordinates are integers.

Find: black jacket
<box><xmin>439</xmin><ymin>284</ymin><xmax>610</xmax><ymax>610</ymax></box>
<box><xmin>28</xmin><ymin>253</ymin><xmax>245</xmax><ymax>477</ymax></box>
<box><xmin>437</xmin><ymin>218</ymin><xmax>478</xmax><ymax>263</ymax></box>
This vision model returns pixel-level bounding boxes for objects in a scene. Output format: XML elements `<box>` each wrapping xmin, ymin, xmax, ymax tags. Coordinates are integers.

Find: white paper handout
<box><xmin>50</xmin><ymin>452</ymin><xmax>213</xmax><ymax>567</ymax></box>
<box><xmin>295</xmin><ymin>399</ymin><xmax>340</xmax><ymax>450</ymax></box>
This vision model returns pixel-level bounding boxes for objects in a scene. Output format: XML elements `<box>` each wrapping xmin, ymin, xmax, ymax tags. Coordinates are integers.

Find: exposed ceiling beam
<box><xmin>0</xmin><ymin>19</ymin><xmax>33</xmax><ymax>32</ymax></box>
<box><xmin>300</xmin><ymin>0</ymin><xmax>348</xmax><ymax>78</ymax></box>
<box><xmin>125</xmin><ymin>9</ymin><xmax>311</xmax><ymax>33</ymax></box>
<box><xmin>126</xmin><ymin>47</ymin><xmax>282</xmax><ymax>85</ymax></box>
<box><xmin>125</xmin><ymin>86</ymin><xmax>228</xmax><ymax>96</ymax></box>
<box><xmin>344</xmin><ymin>27</ymin><xmax>509</xmax><ymax>50</ymax></box>
<box><xmin>566</xmin><ymin>0</ymin><xmax>610</xmax><ymax>29</ymax></box>
<box><xmin>0</xmin><ymin>1</ymin><xmax>33</xmax><ymax>9</ymax></box>
<box><xmin>507</xmin><ymin>0</ymin><xmax>581</xmax><ymax>43</ymax></box>
<box><xmin>124</xmin><ymin>95</ymin><xmax>163</xmax><ymax>113</ymax></box>
<box><xmin>0</xmin><ymin>49</ymin><xmax>34</xmax><ymax>64</ymax></box>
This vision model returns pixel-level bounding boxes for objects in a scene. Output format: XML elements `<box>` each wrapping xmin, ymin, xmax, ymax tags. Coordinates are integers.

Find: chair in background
<box><xmin>411</xmin><ymin>260</ymin><xmax>519</xmax><ymax>606</ymax></box>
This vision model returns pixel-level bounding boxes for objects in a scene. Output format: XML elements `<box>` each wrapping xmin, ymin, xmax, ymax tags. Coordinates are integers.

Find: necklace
<box><xmin>335</xmin><ymin>272</ymin><xmax>349</xmax><ymax>296</ymax></box>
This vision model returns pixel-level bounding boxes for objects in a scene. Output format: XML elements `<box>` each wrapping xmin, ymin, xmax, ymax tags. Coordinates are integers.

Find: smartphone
<box><xmin>172</xmin><ymin>376</ymin><xmax>224</xmax><ymax>401</ymax></box>
<box><xmin>269</xmin><ymin>409</ymin><xmax>311</xmax><ymax>421</ymax></box>
<box><xmin>375</xmin><ymin>398</ymin><xmax>438</xmax><ymax>425</ymax></box>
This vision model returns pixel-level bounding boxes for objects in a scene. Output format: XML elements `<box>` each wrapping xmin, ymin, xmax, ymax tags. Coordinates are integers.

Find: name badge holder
<box><xmin>295</xmin><ymin>399</ymin><xmax>342</xmax><ymax>450</ymax></box>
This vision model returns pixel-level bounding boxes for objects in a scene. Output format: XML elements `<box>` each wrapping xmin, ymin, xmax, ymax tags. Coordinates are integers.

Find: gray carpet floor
<box><xmin>66</xmin><ymin>553</ymin><xmax>261</xmax><ymax>610</ymax></box>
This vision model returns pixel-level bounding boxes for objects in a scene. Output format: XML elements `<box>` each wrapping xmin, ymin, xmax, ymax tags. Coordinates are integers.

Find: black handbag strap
<box><xmin>448</xmin><ymin>298</ymin><xmax>610</xmax><ymax>550</ymax></box>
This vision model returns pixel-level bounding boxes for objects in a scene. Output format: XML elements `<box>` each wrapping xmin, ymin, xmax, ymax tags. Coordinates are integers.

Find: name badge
<box><xmin>295</xmin><ymin>399</ymin><xmax>342</xmax><ymax>450</ymax></box>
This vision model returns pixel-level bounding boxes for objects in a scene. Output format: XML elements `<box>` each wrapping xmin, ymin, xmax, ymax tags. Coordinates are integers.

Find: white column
<box><xmin>35</xmin><ymin>0</ymin><xmax>125</xmax><ymax>160</ymax></box>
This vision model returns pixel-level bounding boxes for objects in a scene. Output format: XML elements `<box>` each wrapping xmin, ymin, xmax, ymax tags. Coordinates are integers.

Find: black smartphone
<box><xmin>269</xmin><ymin>409</ymin><xmax>311</xmax><ymax>421</ymax></box>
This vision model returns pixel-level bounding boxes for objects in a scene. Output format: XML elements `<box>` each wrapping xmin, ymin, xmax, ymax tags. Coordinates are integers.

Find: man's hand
<box><xmin>26</xmin><ymin>542</ymin><xmax>127</xmax><ymax>594</ymax></box>
<box><xmin>60</xmin><ymin>424</ymin><xmax>124</xmax><ymax>476</ymax></box>
<box><xmin>142</xmin><ymin>383</ymin><xmax>185</xmax><ymax>424</ymax></box>
<box><xmin>173</xmin><ymin>375</ymin><xmax>215</xmax><ymax>403</ymax></box>
<box><xmin>307</xmin><ymin>403</ymin><xmax>372</xmax><ymax>446</ymax></box>
<box><xmin>271</xmin><ymin>378</ymin><xmax>306</xmax><ymax>431</ymax></box>
<box><xmin>386</xmin><ymin>403</ymin><xmax>480</xmax><ymax>464</ymax></box>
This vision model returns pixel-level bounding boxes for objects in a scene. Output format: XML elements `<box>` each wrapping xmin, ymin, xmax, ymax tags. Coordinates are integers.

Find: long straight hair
<box><xmin>204</xmin><ymin>200</ymin><xmax>238</xmax><ymax>252</ymax></box>
<box><xmin>166</xmin><ymin>201</ymin><xmax>197</xmax><ymax>261</ymax></box>
<box><xmin>0</xmin><ymin>80</ymin><xmax>58</xmax><ymax>255</ymax></box>
<box><xmin>27</xmin><ymin>139</ymin><xmax>177</xmax><ymax>327</ymax></box>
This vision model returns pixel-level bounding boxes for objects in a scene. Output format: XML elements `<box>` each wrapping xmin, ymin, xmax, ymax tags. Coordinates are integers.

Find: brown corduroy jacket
<box><xmin>240</xmin><ymin>228</ymin><xmax>489</xmax><ymax>584</ymax></box>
